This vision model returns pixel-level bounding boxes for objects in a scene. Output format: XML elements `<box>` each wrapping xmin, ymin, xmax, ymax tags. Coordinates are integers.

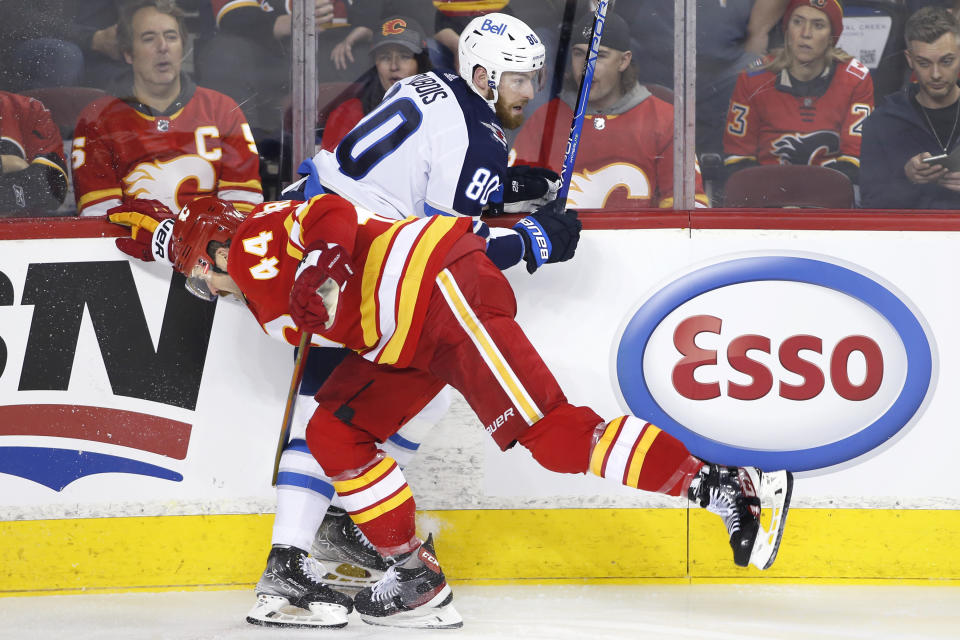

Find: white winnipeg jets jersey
<box><xmin>312</xmin><ymin>71</ymin><xmax>510</xmax><ymax>220</ymax></box>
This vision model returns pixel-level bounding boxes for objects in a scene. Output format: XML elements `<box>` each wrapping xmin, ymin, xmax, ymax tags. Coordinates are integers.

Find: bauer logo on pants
<box><xmin>615</xmin><ymin>254</ymin><xmax>936</xmax><ymax>472</ymax></box>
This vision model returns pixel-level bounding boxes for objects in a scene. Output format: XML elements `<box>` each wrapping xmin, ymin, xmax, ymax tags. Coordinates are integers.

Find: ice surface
<box><xmin>0</xmin><ymin>583</ymin><xmax>958</xmax><ymax>640</ymax></box>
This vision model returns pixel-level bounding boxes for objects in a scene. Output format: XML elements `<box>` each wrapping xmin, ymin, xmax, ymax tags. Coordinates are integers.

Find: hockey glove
<box><xmin>513</xmin><ymin>200</ymin><xmax>582</xmax><ymax>274</ymax></box>
<box><xmin>107</xmin><ymin>199</ymin><xmax>177</xmax><ymax>263</ymax></box>
<box><xmin>280</xmin><ymin>158</ymin><xmax>326</xmax><ymax>201</ymax></box>
<box><xmin>290</xmin><ymin>244</ymin><xmax>355</xmax><ymax>332</ymax></box>
<box><xmin>502</xmin><ymin>165</ymin><xmax>561</xmax><ymax>213</ymax></box>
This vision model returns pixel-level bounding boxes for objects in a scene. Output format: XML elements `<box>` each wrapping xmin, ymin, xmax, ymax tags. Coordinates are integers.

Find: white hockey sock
<box><xmin>272</xmin><ymin>394</ymin><xmax>335</xmax><ymax>550</ymax></box>
<box><xmin>380</xmin><ymin>386</ymin><xmax>451</xmax><ymax>467</ymax></box>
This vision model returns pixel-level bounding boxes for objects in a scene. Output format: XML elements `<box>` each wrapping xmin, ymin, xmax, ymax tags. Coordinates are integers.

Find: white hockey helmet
<box><xmin>458</xmin><ymin>13</ymin><xmax>546</xmax><ymax>107</ymax></box>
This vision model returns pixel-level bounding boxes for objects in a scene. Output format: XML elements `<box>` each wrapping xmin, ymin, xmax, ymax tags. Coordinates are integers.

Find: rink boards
<box><xmin>1</xmin><ymin>212</ymin><xmax>959</xmax><ymax>594</ymax></box>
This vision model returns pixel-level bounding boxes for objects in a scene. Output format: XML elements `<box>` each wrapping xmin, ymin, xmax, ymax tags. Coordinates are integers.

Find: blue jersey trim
<box><xmin>424</xmin><ymin>201</ymin><xmax>456</xmax><ymax>217</ymax></box>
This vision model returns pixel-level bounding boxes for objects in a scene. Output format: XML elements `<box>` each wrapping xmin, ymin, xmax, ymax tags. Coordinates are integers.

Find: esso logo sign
<box><xmin>616</xmin><ymin>256</ymin><xmax>935</xmax><ymax>472</ymax></box>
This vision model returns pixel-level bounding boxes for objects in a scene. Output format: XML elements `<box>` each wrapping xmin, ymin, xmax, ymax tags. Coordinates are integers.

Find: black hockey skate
<box><xmin>354</xmin><ymin>534</ymin><xmax>463</xmax><ymax>629</ymax></box>
<box><xmin>311</xmin><ymin>507</ymin><xmax>389</xmax><ymax>590</ymax></box>
<box><xmin>245</xmin><ymin>545</ymin><xmax>353</xmax><ymax>628</ymax></box>
<box><xmin>689</xmin><ymin>464</ymin><xmax>793</xmax><ymax>570</ymax></box>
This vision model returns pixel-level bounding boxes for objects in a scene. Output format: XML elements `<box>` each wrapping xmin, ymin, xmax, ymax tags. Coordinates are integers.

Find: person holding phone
<box><xmin>861</xmin><ymin>6</ymin><xmax>960</xmax><ymax>209</ymax></box>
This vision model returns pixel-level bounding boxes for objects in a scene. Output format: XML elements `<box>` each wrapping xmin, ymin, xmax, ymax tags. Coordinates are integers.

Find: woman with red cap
<box><xmin>722</xmin><ymin>0</ymin><xmax>875</xmax><ymax>188</ymax></box>
<box><xmin>320</xmin><ymin>16</ymin><xmax>432</xmax><ymax>151</ymax></box>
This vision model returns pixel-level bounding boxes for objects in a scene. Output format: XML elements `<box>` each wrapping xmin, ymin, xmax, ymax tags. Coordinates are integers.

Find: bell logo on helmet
<box><xmin>480</xmin><ymin>18</ymin><xmax>507</xmax><ymax>35</ymax></box>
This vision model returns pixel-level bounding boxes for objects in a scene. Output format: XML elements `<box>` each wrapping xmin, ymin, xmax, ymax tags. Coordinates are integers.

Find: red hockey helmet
<box><xmin>172</xmin><ymin>196</ymin><xmax>245</xmax><ymax>275</ymax></box>
<box><xmin>172</xmin><ymin>197</ymin><xmax>246</xmax><ymax>300</ymax></box>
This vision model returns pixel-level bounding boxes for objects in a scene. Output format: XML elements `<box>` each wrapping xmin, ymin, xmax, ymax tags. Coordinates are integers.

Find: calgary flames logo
<box><xmin>382</xmin><ymin>18</ymin><xmax>407</xmax><ymax>36</ymax></box>
<box><xmin>124</xmin><ymin>156</ymin><xmax>216</xmax><ymax>212</ymax></box>
<box><xmin>567</xmin><ymin>163</ymin><xmax>651</xmax><ymax>209</ymax></box>
<box><xmin>771</xmin><ymin>130</ymin><xmax>840</xmax><ymax>166</ymax></box>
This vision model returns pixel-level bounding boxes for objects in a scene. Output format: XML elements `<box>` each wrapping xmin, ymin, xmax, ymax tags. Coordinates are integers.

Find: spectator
<box><xmin>722</xmin><ymin>0</ymin><xmax>874</xmax><ymax>187</ymax></box>
<box><xmin>72</xmin><ymin>0</ymin><xmax>263</xmax><ymax>217</ymax></box>
<box><xmin>0</xmin><ymin>0</ymin><xmax>125</xmax><ymax>92</ymax></box>
<box><xmin>861</xmin><ymin>7</ymin><xmax>960</xmax><ymax>209</ymax></box>
<box><xmin>510</xmin><ymin>12</ymin><xmax>709</xmax><ymax>209</ymax></box>
<box><xmin>608</xmin><ymin>0</ymin><xmax>788</xmax><ymax>161</ymax></box>
<box><xmin>328</xmin><ymin>1</ymin><xmax>437</xmax><ymax>72</ymax></box>
<box><xmin>320</xmin><ymin>15</ymin><xmax>432</xmax><ymax>151</ymax></box>
<box><xmin>0</xmin><ymin>90</ymin><xmax>68</xmax><ymax>216</ymax></box>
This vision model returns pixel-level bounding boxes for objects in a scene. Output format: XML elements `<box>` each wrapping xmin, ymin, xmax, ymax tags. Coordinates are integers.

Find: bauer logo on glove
<box><xmin>107</xmin><ymin>198</ymin><xmax>176</xmax><ymax>264</ymax></box>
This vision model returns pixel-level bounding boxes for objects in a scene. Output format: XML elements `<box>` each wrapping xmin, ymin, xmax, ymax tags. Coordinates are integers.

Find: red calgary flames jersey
<box><xmin>0</xmin><ymin>91</ymin><xmax>67</xmax><ymax>176</ymax></box>
<box><xmin>723</xmin><ymin>58</ymin><xmax>874</xmax><ymax>169</ymax></box>
<box><xmin>72</xmin><ymin>88</ymin><xmax>263</xmax><ymax>216</ymax></box>
<box><xmin>229</xmin><ymin>195</ymin><xmax>477</xmax><ymax>368</ymax></box>
<box><xmin>510</xmin><ymin>94</ymin><xmax>708</xmax><ymax>209</ymax></box>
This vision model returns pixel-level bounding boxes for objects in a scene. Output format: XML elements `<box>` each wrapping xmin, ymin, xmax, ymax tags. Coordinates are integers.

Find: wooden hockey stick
<box><xmin>556</xmin><ymin>0</ymin><xmax>609</xmax><ymax>210</ymax></box>
<box><xmin>271</xmin><ymin>331</ymin><xmax>312</xmax><ymax>486</ymax></box>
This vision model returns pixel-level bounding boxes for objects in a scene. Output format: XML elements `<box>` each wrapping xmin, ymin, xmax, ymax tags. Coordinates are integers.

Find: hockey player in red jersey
<box><xmin>722</xmin><ymin>0</ymin><xmax>875</xmax><ymax>183</ymax></box>
<box><xmin>510</xmin><ymin>13</ymin><xmax>709</xmax><ymax>209</ymax></box>
<box><xmin>108</xmin><ymin>194</ymin><xmax>794</xmax><ymax>630</ymax></box>
<box><xmin>0</xmin><ymin>91</ymin><xmax>69</xmax><ymax>215</ymax></box>
<box><xmin>72</xmin><ymin>0</ymin><xmax>263</xmax><ymax>217</ymax></box>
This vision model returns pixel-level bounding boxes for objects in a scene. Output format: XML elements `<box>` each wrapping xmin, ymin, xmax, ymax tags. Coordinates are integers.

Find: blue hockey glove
<box><xmin>280</xmin><ymin>158</ymin><xmax>327</xmax><ymax>201</ymax></box>
<box><xmin>513</xmin><ymin>200</ymin><xmax>581</xmax><ymax>274</ymax></box>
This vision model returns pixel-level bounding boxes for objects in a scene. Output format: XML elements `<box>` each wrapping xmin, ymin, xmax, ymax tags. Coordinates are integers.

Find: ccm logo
<box><xmin>616</xmin><ymin>256</ymin><xmax>934</xmax><ymax>471</ymax></box>
<box><xmin>672</xmin><ymin>314</ymin><xmax>882</xmax><ymax>402</ymax></box>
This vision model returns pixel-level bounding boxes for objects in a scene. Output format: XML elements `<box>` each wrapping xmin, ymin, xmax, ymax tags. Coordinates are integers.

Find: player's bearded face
<box><xmin>495</xmin><ymin>70</ymin><xmax>540</xmax><ymax>129</ymax></box>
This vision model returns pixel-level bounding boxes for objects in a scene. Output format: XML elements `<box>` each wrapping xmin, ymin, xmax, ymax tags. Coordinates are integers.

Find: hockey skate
<box><xmin>689</xmin><ymin>464</ymin><xmax>793</xmax><ymax>570</ymax></box>
<box><xmin>245</xmin><ymin>545</ymin><xmax>354</xmax><ymax>628</ymax></box>
<box><xmin>311</xmin><ymin>507</ymin><xmax>389</xmax><ymax>590</ymax></box>
<box><xmin>354</xmin><ymin>534</ymin><xmax>463</xmax><ymax>629</ymax></box>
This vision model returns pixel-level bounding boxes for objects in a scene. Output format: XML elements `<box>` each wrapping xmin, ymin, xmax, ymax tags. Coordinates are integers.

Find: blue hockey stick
<box><xmin>556</xmin><ymin>0</ymin><xmax>609</xmax><ymax>208</ymax></box>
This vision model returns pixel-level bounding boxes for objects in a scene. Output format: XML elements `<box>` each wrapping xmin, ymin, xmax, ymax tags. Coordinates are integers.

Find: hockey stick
<box><xmin>271</xmin><ymin>331</ymin><xmax>312</xmax><ymax>486</ymax></box>
<box><xmin>556</xmin><ymin>0</ymin><xmax>609</xmax><ymax>209</ymax></box>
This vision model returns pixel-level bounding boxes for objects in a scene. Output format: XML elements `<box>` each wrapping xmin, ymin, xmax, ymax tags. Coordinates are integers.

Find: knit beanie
<box><xmin>782</xmin><ymin>0</ymin><xmax>844</xmax><ymax>46</ymax></box>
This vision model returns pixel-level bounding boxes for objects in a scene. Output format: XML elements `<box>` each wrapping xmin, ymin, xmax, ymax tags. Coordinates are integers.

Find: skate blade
<box><xmin>245</xmin><ymin>593</ymin><xmax>349</xmax><ymax>629</ymax></box>
<box><xmin>749</xmin><ymin>470</ymin><xmax>794</xmax><ymax>570</ymax></box>
<box><xmin>319</xmin><ymin>562</ymin><xmax>384</xmax><ymax>590</ymax></box>
<box><xmin>360</xmin><ymin>585</ymin><xmax>464</xmax><ymax>629</ymax></box>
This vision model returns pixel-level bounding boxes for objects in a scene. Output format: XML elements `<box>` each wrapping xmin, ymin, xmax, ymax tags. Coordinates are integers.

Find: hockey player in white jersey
<box><xmin>249</xmin><ymin>12</ymin><xmax>582</xmax><ymax>630</ymax></box>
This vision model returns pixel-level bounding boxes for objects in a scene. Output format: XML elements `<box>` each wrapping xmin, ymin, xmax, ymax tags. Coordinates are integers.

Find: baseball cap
<box><xmin>371</xmin><ymin>16</ymin><xmax>428</xmax><ymax>54</ymax></box>
<box><xmin>572</xmin><ymin>12</ymin><xmax>632</xmax><ymax>53</ymax></box>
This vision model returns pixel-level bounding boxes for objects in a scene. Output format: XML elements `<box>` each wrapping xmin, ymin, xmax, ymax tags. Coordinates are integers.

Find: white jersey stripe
<box><xmin>363</xmin><ymin>220</ymin><xmax>417</xmax><ymax>360</ymax></box>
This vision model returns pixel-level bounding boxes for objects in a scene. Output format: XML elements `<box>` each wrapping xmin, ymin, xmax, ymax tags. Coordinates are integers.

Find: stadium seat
<box><xmin>21</xmin><ymin>86</ymin><xmax>108</xmax><ymax>138</ymax></box>
<box><xmin>722</xmin><ymin>165</ymin><xmax>854</xmax><ymax>208</ymax></box>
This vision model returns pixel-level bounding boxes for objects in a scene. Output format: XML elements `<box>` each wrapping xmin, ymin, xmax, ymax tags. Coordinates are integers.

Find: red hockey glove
<box><xmin>107</xmin><ymin>199</ymin><xmax>176</xmax><ymax>264</ymax></box>
<box><xmin>290</xmin><ymin>244</ymin><xmax>355</xmax><ymax>332</ymax></box>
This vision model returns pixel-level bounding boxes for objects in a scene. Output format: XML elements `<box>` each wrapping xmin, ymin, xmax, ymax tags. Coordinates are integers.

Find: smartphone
<box><xmin>922</xmin><ymin>154</ymin><xmax>956</xmax><ymax>170</ymax></box>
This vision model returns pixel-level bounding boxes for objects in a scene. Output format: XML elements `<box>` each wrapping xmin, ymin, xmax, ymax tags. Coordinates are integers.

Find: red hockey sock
<box><xmin>589</xmin><ymin>416</ymin><xmax>704</xmax><ymax>496</ymax></box>
<box><xmin>331</xmin><ymin>455</ymin><xmax>419</xmax><ymax>556</ymax></box>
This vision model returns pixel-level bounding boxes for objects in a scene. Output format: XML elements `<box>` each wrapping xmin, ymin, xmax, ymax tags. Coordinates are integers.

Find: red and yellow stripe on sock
<box><xmin>589</xmin><ymin>416</ymin><xmax>702</xmax><ymax>496</ymax></box>
<box><xmin>333</xmin><ymin>456</ymin><xmax>416</xmax><ymax>552</ymax></box>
